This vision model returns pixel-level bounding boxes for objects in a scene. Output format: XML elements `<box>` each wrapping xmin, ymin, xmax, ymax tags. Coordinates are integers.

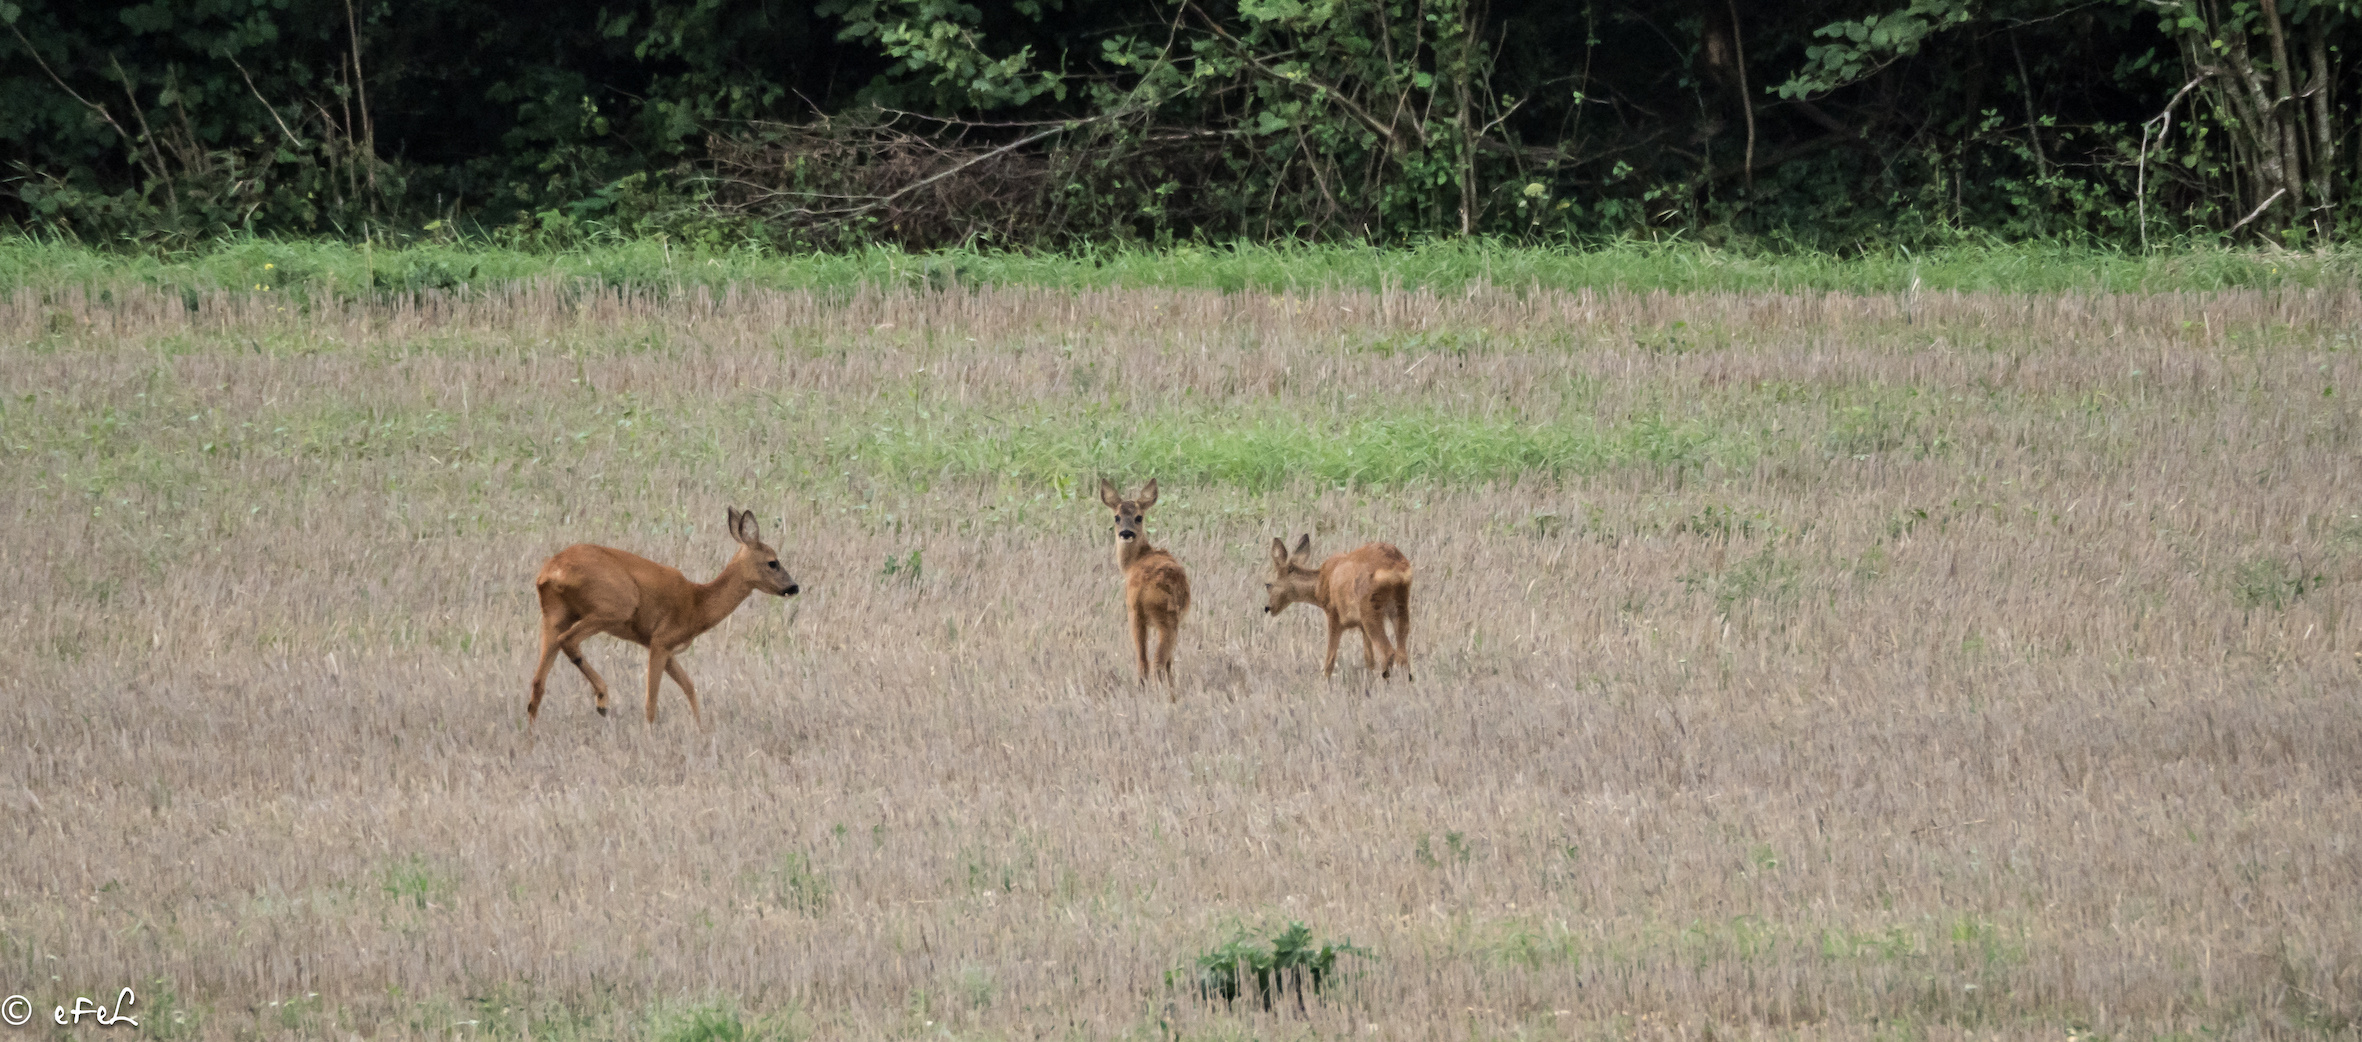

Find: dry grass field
<box><xmin>4</xmin><ymin>277</ymin><xmax>2360</xmax><ymax>1040</ymax></box>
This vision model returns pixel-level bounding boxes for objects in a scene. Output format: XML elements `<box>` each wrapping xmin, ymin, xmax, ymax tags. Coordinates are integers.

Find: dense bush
<box><xmin>2</xmin><ymin>0</ymin><xmax>2355</xmax><ymax>248</ymax></box>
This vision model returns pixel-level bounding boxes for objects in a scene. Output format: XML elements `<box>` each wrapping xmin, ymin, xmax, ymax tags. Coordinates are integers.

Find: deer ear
<box><xmin>1098</xmin><ymin>478</ymin><xmax>1121</xmax><ymax>508</ymax></box>
<box><xmin>1269</xmin><ymin>538</ymin><xmax>1290</xmax><ymax>567</ymax></box>
<box><xmin>1292</xmin><ymin>533</ymin><xmax>1313</xmax><ymax>563</ymax></box>
<box><xmin>1138</xmin><ymin>478</ymin><xmax>1158</xmax><ymax>509</ymax></box>
<box><xmin>732</xmin><ymin>508</ymin><xmax>761</xmax><ymax>546</ymax></box>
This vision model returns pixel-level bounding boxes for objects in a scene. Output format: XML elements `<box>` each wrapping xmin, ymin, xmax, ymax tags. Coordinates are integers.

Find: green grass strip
<box><xmin>4</xmin><ymin>235</ymin><xmax>2356</xmax><ymax>297</ymax></box>
<box><xmin>837</xmin><ymin>406</ymin><xmax>1749</xmax><ymax>490</ymax></box>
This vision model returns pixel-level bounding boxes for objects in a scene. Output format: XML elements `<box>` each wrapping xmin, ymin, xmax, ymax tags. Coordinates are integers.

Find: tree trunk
<box><xmin>2305</xmin><ymin>20</ymin><xmax>2336</xmax><ymax>236</ymax></box>
<box><xmin>2256</xmin><ymin>0</ymin><xmax>2305</xmax><ymax>216</ymax></box>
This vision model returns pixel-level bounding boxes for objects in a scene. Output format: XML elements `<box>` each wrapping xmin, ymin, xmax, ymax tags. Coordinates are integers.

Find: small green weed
<box><xmin>770</xmin><ymin>852</ymin><xmax>832</xmax><ymax>915</ymax></box>
<box><xmin>655</xmin><ymin>1002</ymin><xmax>746</xmax><ymax>1042</ymax></box>
<box><xmin>1185</xmin><ymin>922</ymin><xmax>1369</xmax><ymax>1014</ymax></box>
<box><xmin>1679</xmin><ymin>546</ymin><xmax>1801</xmax><ymax>615</ymax></box>
<box><xmin>1413</xmin><ymin>830</ymin><xmax>1476</xmax><ymax>868</ymax></box>
<box><xmin>879</xmin><ymin>549</ymin><xmax>923</xmax><ymax>583</ymax></box>
<box><xmin>957</xmin><ymin>963</ymin><xmax>996</xmax><ymax>1009</ymax></box>
<box><xmin>1632</xmin><ymin>319</ymin><xmax>1698</xmax><ymax>354</ymax></box>
<box><xmin>140</xmin><ymin>978</ymin><xmax>198</xmax><ymax>1039</ymax></box>
<box><xmin>1675</xmin><ymin>504</ymin><xmax>1779</xmax><ymax>541</ymax></box>
<box><xmin>958</xmin><ymin>841</ymin><xmax>1036</xmax><ymax>894</ymax></box>
<box><xmin>378</xmin><ymin>854</ymin><xmax>452</xmax><ymax>911</ymax></box>
<box><xmin>2231</xmin><ymin>556</ymin><xmax>2325</xmax><ymax>612</ymax></box>
<box><xmin>270</xmin><ymin>993</ymin><xmax>323</xmax><ymax>1031</ymax></box>
<box><xmin>1885</xmin><ymin>506</ymin><xmax>1934</xmax><ymax>540</ymax></box>
<box><xmin>1357</xmin><ymin>329</ymin><xmax>1489</xmax><ymax>359</ymax></box>
<box><xmin>1822</xmin><ymin>398</ymin><xmax>1949</xmax><ymax>459</ymax></box>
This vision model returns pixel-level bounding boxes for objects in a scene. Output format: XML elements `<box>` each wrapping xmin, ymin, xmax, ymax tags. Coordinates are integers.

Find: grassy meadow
<box><xmin>3</xmin><ymin>252</ymin><xmax>2361</xmax><ymax>1039</ymax></box>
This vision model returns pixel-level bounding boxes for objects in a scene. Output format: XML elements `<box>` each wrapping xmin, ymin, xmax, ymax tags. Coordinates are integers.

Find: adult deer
<box><xmin>1100</xmin><ymin>478</ymin><xmax>1190</xmax><ymax>685</ymax></box>
<box><xmin>527</xmin><ymin>507</ymin><xmax>798</xmax><ymax>729</ymax></box>
<box><xmin>1263</xmin><ymin>534</ymin><xmax>1413</xmax><ymax>680</ymax></box>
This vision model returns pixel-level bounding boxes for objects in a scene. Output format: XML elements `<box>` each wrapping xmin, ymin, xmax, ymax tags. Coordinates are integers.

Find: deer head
<box><xmin>1099</xmin><ymin>478</ymin><xmax>1159</xmax><ymax>547</ymax></box>
<box><xmin>724</xmin><ymin>507</ymin><xmax>799</xmax><ymax>597</ymax></box>
<box><xmin>1264</xmin><ymin>533</ymin><xmax>1318</xmax><ymax>615</ymax></box>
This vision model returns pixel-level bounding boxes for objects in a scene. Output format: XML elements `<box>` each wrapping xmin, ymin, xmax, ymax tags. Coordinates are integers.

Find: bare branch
<box><xmin>2227</xmin><ymin>187</ymin><xmax>2288</xmax><ymax>235</ymax></box>
<box><xmin>230</xmin><ymin>57</ymin><xmax>306</xmax><ymax>151</ymax></box>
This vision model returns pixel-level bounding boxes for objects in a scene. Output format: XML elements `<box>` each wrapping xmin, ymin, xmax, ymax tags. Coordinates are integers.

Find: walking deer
<box><xmin>1100</xmin><ymin>478</ymin><xmax>1190</xmax><ymax>685</ymax></box>
<box><xmin>527</xmin><ymin>507</ymin><xmax>798</xmax><ymax>729</ymax></box>
<box><xmin>1263</xmin><ymin>534</ymin><xmax>1413</xmax><ymax>680</ymax></box>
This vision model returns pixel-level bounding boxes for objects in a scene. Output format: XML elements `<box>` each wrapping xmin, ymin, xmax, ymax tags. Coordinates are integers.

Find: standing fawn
<box><xmin>1263</xmin><ymin>534</ymin><xmax>1413</xmax><ymax>680</ymax></box>
<box><xmin>528</xmin><ymin>507</ymin><xmax>798</xmax><ymax>729</ymax></box>
<box><xmin>1100</xmin><ymin>478</ymin><xmax>1191</xmax><ymax>685</ymax></box>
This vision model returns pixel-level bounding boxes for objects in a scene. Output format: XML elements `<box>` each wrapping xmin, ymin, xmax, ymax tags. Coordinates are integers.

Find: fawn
<box><xmin>527</xmin><ymin>507</ymin><xmax>798</xmax><ymax>729</ymax></box>
<box><xmin>1100</xmin><ymin>478</ymin><xmax>1191</xmax><ymax>685</ymax></box>
<box><xmin>1263</xmin><ymin>534</ymin><xmax>1413</xmax><ymax>680</ymax></box>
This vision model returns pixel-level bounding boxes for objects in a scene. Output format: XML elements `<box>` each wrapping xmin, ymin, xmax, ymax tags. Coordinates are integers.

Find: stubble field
<box><xmin>4</xmin><ymin>274</ymin><xmax>2360</xmax><ymax>1040</ymax></box>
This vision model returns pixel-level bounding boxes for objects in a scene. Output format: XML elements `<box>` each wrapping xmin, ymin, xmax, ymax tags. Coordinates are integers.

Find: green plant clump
<box><xmin>1187</xmin><ymin>921</ymin><xmax>1369</xmax><ymax>1014</ymax></box>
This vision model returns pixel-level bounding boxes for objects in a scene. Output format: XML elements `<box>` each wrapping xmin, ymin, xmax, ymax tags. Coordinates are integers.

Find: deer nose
<box><xmin>784</xmin><ymin>584</ymin><xmax>800</xmax><ymax>596</ymax></box>
<box><xmin>1118</xmin><ymin>530</ymin><xmax>1136</xmax><ymax>540</ymax></box>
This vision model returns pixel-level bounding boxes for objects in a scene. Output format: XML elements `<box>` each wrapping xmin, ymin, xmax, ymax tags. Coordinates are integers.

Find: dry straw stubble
<box><xmin>2</xmin><ymin>278</ymin><xmax>2359</xmax><ymax>1039</ymax></box>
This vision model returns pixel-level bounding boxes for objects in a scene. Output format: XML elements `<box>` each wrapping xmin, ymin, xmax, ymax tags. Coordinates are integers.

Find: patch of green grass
<box><xmin>654</xmin><ymin>1002</ymin><xmax>748</xmax><ymax>1042</ymax></box>
<box><xmin>839</xmin><ymin>404</ymin><xmax>1746</xmax><ymax>489</ymax></box>
<box><xmin>2231</xmin><ymin>556</ymin><xmax>2327</xmax><ymax>613</ymax></box>
<box><xmin>1679</xmin><ymin>546</ymin><xmax>1803</xmax><ymax>615</ymax></box>
<box><xmin>137</xmin><ymin>977</ymin><xmax>200</xmax><ymax>1039</ymax></box>
<box><xmin>377</xmin><ymin>853</ymin><xmax>453</xmax><ymax>911</ymax></box>
<box><xmin>767</xmin><ymin>851</ymin><xmax>832</xmax><ymax>916</ymax></box>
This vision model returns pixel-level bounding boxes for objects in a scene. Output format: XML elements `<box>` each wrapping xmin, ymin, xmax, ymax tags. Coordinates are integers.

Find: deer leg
<box><xmin>1130</xmin><ymin>609</ymin><xmax>1151</xmax><ymax>683</ymax></box>
<box><xmin>1153</xmin><ymin>614</ymin><xmax>1178</xmax><ymax>685</ymax></box>
<box><xmin>562</xmin><ymin>640</ymin><xmax>612</xmax><ymax>715</ymax></box>
<box><xmin>1322</xmin><ymin>620</ymin><xmax>1343</xmax><ymax>678</ymax></box>
<box><xmin>1360</xmin><ymin>622</ymin><xmax>1387</xmax><ymax>677</ymax></box>
<box><xmin>643</xmin><ymin>645</ymin><xmax>672</xmax><ymax>724</ymax></box>
<box><xmin>1390</xmin><ymin>593</ymin><xmax>1412</xmax><ymax>680</ymax></box>
<box><xmin>532</xmin><ymin>614</ymin><xmax>611</xmax><ymax>723</ymax></box>
<box><xmin>528</xmin><ymin>618</ymin><xmax>567</xmax><ymax>725</ymax></box>
<box><xmin>1365</xmin><ymin>592</ymin><xmax>1400</xmax><ymax>679</ymax></box>
<box><xmin>664</xmin><ymin>656</ymin><xmax>705</xmax><ymax>731</ymax></box>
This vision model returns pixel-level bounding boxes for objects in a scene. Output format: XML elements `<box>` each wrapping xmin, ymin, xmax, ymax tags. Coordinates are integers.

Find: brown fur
<box><xmin>527</xmin><ymin>507</ymin><xmax>798</xmax><ymax>729</ymax></box>
<box><xmin>1100</xmin><ymin>478</ymin><xmax>1190</xmax><ymax>687</ymax></box>
<box><xmin>1265</xmin><ymin>535</ymin><xmax>1413</xmax><ymax>680</ymax></box>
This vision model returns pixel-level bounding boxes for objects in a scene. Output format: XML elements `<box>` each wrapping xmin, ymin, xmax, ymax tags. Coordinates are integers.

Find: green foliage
<box><xmin>3</xmin><ymin>0</ymin><xmax>2357</xmax><ymax>246</ymax></box>
<box><xmin>1186</xmin><ymin>921</ymin><xmax>1369</xmax><ymax>1012</ymax></box>
<box><xmin>769</xmin><ymin>852</ymin><xmax>832</xmax><ymax>916</ymax></box>
<box><xmin>1679</xmin><ymin>546</ymin><xmax>1801</xmax><ymax>616</ymax></box>
<box><xmin>1778</xmin><ymin>0</ymin><xmax>1975</xmax><ymax>99</ymax></box>
<box><xmin>651</xmin><ymin>1001</ymin><xmax>785</xmax><ymax>1042</ymax></box>
<box><xmin>879</xmin><ymin>549</ymin><xmax>924</xmax><ymax>582</ymax></box>
<box><xmin>1414</xmin><ymin>830</ymin><xmax>1475</xmax><ymax>868</ymax></box>
<box><xmin>377</xmin><ymin>853</ymin><xmax>452</xmax><ymax>911</ymax></box>
<box><xmin>819</xmin><ymin>0</ymin><xmax>1065</xmax><ymax>111</ymax></box>
<box><xmin>138</xmin><ymin>977</ymin><xmax>199</xmax><ymax>1039</ymax></box>
<box><xmin>2231</xmin><ymin>557</ymin><xmax>2326</xmax><ymax>613</ymax></box>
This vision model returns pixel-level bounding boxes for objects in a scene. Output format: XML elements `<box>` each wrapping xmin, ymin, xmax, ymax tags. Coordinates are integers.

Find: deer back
<box><xmin>1316</xmin><ymin>543</ymin><xmax>1411</xmax><ymax>621</ymax></box>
